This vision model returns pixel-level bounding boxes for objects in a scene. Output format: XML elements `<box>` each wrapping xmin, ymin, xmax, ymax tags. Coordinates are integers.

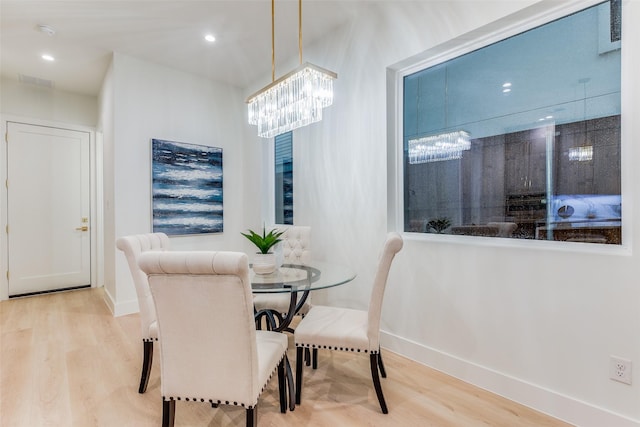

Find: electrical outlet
<box><xmin>609</xmin><ymin>356</ymin><xmax>632</xmax><ymax>385</ymax></box>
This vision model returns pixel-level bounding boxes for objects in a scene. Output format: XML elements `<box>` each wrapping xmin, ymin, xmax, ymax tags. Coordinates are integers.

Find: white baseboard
<box><xmin>380</xmin><ymin>330</ymin><xmax>640</xmax><ymax>427</ymax></box>
<box><xmin>102</xmin><ymin>287</ymin><xmax>116</xmax><ymax>314</ymax></box>
<box><xmin>102</xmin><ymin>286</ymin><xmax>140</xmax><ymax>317</ymax></box>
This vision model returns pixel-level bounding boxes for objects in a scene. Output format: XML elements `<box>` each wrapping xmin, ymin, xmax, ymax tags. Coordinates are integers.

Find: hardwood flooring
<box><xmin>0</xmin><ymin>288</ymin><xmax>573</xmax><ymax>426</ymax></box>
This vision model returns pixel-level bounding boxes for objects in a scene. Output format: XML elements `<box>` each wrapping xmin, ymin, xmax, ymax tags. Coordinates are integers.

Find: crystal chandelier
<box><xmin>247</xmin><ymin>0</ymin><xmax>337</xmax><ymax>138</ymax></box>
<box><xmin>408</xmin><ymin>131</ymin><xmax>471</xmax><ymax>164</ymax></box>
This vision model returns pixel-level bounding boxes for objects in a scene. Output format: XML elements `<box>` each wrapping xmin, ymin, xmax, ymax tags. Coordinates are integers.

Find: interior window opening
<box><xmin>402</xmin><ymin>1</ymin><xmax>621</xmax><ymax>245</ymax></box>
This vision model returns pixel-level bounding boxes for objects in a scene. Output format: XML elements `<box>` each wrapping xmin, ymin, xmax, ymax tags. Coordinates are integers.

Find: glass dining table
<box><xmin>250</xmin><ymin>261</ymin><xmax>355</xmax><ymax>410</ymax></box>
<box><xmin>251</xmin><ymin>261</ymin><xmax>356</xmax><ymax>332</ymax></box>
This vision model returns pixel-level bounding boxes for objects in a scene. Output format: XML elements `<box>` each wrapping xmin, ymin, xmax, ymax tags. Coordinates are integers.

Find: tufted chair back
<box><xmin>138</xmin><ymin>251</ymin><xmax>289</xmax><ymax>426</ymax></box>
<box><xmin>294</xmin><ymin>232</ymin><xmax>403</xmax><ymax>414</ymax></box>
<box><xmin>116</xmin><ymin>233</ymin><xmax>170</xmax><ymax>339</ymax></box>
<box><xmin>254</xmin><ymin>225</ymin><xmax>313</xmax><ymax>321</ymax></box>
<box><xmin>116</xmin><ymin>232</ymin><xmax>170</xmax><ymax>393</ymax></box>
<box><xmin>366</xmin><ymin>232</ymin><xmax>404</xmax><ymax>351</ymax></box>
<box><xmin>279</xmin><ymin>225</ymin><xmax>311</xmax><ymax>264</ymax></box>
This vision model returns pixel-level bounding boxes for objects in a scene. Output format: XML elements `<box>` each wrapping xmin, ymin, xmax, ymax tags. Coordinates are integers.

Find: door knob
<box><xmin>75</xmin><ymin>226</ymin><xmax>89</xmax><ymax>231</ymax></box>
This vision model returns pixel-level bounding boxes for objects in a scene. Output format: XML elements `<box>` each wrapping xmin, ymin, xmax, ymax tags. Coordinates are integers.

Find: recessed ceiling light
<box><xmin>204</xmin><ymin>34</ymin><xmax>216</xmax><ymax>43</ymax></box>
<box><xmin>502</xmin><ymin>82</ymin><xmax>512</xmax><ymax>88</ymax></box>
<box><xmin>41</xmin><ymin>54</ymin><xmax>55</xmax><ymax>61</ymax></box>
<box><xmin>502</xmin><ymin>88</ymin><xmax>511</xmax><ymax>93</ymax></box>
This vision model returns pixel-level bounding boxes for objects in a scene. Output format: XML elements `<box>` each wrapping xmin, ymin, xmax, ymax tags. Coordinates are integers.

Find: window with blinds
<box><xmin>275</xmin><ymin>131</ymin><xmax>293</xmax><ymax>224</ymax></box>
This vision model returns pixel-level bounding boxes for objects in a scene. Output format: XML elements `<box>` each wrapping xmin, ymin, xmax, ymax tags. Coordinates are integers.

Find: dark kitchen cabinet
<box><xmin>554</xmin><ymin>116</ymin><xmax>620</xmax><ymax>196</ymax></box>
<box><xmin>504</xmin><ymin>128</ymin><xmax>548</xmax><ymax>195</ymax></box>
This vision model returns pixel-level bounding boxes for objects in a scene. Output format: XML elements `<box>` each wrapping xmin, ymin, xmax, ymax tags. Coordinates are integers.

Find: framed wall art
<box><xmin>151</xmin><ymin>138</ymin><xmax>223</xmax><ymax>235</ymax></box>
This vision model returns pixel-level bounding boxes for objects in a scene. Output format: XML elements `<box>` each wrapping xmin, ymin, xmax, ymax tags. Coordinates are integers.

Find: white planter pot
<box><xmin>253</xmin><ymin>253</ymin><xmax>276</xmax><ymax>274</ymax></box>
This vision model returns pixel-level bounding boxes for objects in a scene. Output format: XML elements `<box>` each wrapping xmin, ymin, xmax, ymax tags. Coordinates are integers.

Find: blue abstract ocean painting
<box><xmin>151</xmin><ymin>139</ymin><xmax>223</xmax><ymax>235</ymax></box>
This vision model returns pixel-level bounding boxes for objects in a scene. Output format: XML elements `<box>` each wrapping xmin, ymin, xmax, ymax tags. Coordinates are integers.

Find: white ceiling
<box><xmin>0</xmin><ymin>0</ymin><xmax>369</xmax><ymax>96</ymax></box>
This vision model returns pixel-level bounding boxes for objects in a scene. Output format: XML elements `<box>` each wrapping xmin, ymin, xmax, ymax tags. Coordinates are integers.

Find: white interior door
<box><xmin>7</xmin><ymin>122</ymin><xmax>91</xmax><ymax>296</ymax></box>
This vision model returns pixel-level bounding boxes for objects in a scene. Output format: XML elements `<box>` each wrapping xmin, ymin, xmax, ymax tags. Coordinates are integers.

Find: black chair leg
<box><xmin>295</xmin><ymin>347</ymin><xmax>304</xmax><ymax>404</ymax></box>
<box><xmin>277</xmin><ymin>359</ymin><xmax>287</xmax><ymax>413</ymax></box>
<box><xmin>139</xmin><ymin>340</ymin><xmax>153</xmax><ymax>393</ymax></box>
<box><xmin>255</xmin><ymin>315</ymin><xmax>262</xmax><ymax>330</ymax></box>
<box><xmin>265</xmin><ymin>310</ymin><xmax>279</xmax><ymax>331</ymax></box>
<box><xmin>284</xmin><ymin>356</ymin><xmax>295</xmax><ymax>411</ymax></box>
<box><xmin>370</xmin><ymin>353</ymin><xmax>388</xmax><ymax>414</ymax></box>
<box><xmin>378</xmin><ymin>349</ymin><xmax>387</xmax><ymax>378</ymax></box>
<box><xmin>304</xmin><ymin>348</ymin><xmax>311</xmax><ymax>366</ymax></box>
<box><xmin>246</xmin><ymin>407</ymin><xmax>257</xmax><ymax>427</ymax></box>
<box><xmin>162</xmin><ymin>399</ymin><xmax>175</xmax><ymax>427</ymax></box>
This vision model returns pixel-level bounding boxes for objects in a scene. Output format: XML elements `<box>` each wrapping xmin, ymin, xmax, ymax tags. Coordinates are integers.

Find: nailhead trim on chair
<box><xmin>142</xmin><ymin>338</ymin><xmax>158</xmax><ymax>342</ymax></box>
<box><xmin>163</xmin><ymin>396</ymin><xmax>250</xmax><ymax>408</ymax></box>
<box><xmin>295</xmin><ymin>343</ymin><xmax>379</xmax><ymax>354</ymax></box>
<box><xmin>163</xmin><ymin>396</ymin><xmax>252</xmax><ymax>408</ymax></box>
<box><xmin>160</xmin><ymin>354</ymin><xmax>286</xmax><ymax>410</ymax></box>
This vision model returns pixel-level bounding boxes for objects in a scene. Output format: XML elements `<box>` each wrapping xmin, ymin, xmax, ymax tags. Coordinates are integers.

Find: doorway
<box><xmin>6</xmin><ymin>121</ymin><xmax>92</xmax><ymax>297</ymax></box>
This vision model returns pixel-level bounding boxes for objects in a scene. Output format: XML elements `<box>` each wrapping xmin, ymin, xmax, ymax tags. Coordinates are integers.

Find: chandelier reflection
<box><xmin>568</xmin><ymin>145</ymin><xmax>593</xmax><ymax>162</ymax></box>
<box><xmin>567</xmin><ymin>79</ymin><xmax>594</xmax><ymax>162</ymax></box>
<box><xmin>408</xmin><ymin>130</ymin><xmax>471</xmax><ymax>164</ymax></box>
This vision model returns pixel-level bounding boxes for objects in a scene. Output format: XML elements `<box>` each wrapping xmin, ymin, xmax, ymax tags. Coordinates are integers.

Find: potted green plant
<box><xmin>426</xmin><ymin>217</ymin><xmax>451</xmax><ymax>234</ymax></box>
<box><xmin>241</xmin><ymin>225</ymin><xmax>285</xmax><ymax>274</ymax></box>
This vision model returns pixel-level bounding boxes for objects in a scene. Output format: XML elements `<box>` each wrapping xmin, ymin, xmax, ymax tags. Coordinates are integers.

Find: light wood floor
<box><xmin>1</xmin><ymin>288</ymin><xmax>573</xmax><ymax>426</ymax></box>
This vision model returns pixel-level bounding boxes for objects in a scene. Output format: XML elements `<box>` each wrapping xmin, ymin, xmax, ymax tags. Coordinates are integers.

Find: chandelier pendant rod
<box><xmin>299</xmin><ymin>0</ymin><xmax>303</xmax><ymax>65</ymax></box>
<box><xmin>271</xmin><ymin>0</ymin><xmax>275</xmax><ymax>82</ymax></box>
<box><xmin>246</xmin><ymin>0</ymin><xmax>338</xmax><ymax>138</ymax></box>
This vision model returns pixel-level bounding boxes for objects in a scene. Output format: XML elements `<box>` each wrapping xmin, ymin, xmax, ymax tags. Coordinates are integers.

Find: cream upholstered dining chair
<box><xmin>138</xmin><ymin>250</ymin><xmax>290</xmax><ymax>427</ymax></box>
<box><xmin>253</xmin><ymin>225</ymin><xmax>312</xmax><ymax>323</ymax></box>
<box><xmin>294</xmin><ymin>232</ymin><xmax>403</xmax><ymax>414</ymax></box>
<box><xmin>116</xmin><ymin>232</ymin><xmax>170</xmax><ymax>393</ymax></box>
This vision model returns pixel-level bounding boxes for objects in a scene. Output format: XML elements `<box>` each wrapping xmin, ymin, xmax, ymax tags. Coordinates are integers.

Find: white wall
<box><xmin>99</xmin><ymin>61</ymin><xmax>116</xmax><ymax>307</ymax></box>
<box><xmin>104</xmin><ymin>52</ymin><xmax>255</xmax><ymax>315</ymax></box>
<box><xmin>243</xmin><ymin>1</ymin><xmax>639</xmax><ymax>426</ymax></box>
<box><xmin>0</xmin><ymin>77</ymin><xmax>97</xmax><ymax>126</ymax></box>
